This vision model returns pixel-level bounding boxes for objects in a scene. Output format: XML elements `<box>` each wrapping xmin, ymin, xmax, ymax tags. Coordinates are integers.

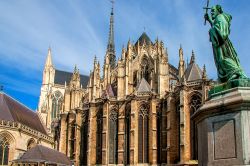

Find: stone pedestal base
<box><xmin>193</xmin><ymin>87</ymin><xmax>250</xmax><ymax>166</ymax></box>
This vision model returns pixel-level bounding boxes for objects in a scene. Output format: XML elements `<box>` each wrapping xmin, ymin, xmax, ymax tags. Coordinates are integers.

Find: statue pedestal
<box><xmin>193</xmin><ymin>86</ymin><xmax>250</xmax><ymax>166</ymax></box>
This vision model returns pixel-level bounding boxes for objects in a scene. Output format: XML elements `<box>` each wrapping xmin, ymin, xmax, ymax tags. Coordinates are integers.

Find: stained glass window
<box><xmin>124</xmin><ymin>104</ymin><xmax>131</xmax><ymax>164</ymax></box>
<box><xmin>138</xmin><ymin>104</ymin><xmax>149</xmax><ymax>163</ymax></box>
<box><xmin>80</xmin><ymin>110</ymin><xmax>89</xmax><ymax>166</ymax></box>
<box><xmin>109</xmin><ymin>109</ymin><xmax>118</xmax><ymax>164</ymax></box>
<box><xmin>51</xmin><ymin>91</ymin><xmax>63</xmax><ymax>120</ymax></box>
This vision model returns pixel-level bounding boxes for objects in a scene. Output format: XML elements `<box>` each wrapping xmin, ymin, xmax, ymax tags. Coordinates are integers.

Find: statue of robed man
<box><xmin>204</xmin><ymin>5</ymin><xmax>247</xmax><ymax>83</ymax></box>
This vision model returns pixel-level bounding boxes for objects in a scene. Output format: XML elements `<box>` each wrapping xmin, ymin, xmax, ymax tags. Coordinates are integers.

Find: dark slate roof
<box><xmin>184</xmin><ymin>62</ymin><xmax>202</xmax><ymax>82</ymax></box>
<box><xmin>135</xmin><ymin>32</ymin><xmax>152</xmax><ymax>46</ymax></box>
<box><xmin>54</xmin><ymin>69</ymin><xmax>89</xmax><ymax>88</ymax></box>
<box><xmin>0</xmin><ymin>92</ymin><xmax>47</xmax><ymax>134</ymax></box>
<box><xmin>14</xmin><ymin>145</ymin><xmax>71</xmax><ymax>165</ymax></box>
<box><xmin>136</xmin><ymin>78</ymin><xmax>151</xmax><ymax>93</ymax></box>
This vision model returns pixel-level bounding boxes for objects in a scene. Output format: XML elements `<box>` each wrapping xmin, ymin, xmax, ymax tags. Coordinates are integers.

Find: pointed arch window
<box><xmin>138</xmin><ymin>104</ymin><xmax>149</xmax><ymax>163</ymax></box>
<box><xmin>51</xmin><ymin>91</ymin><xmax>63</xmax><ymax>120</ymax></box>
<box><xmin>0</xmin><ymin>137</ymin><xmax>9</xmax><ymax>166</ymax></box>
<box><xmin>96</xmin><ymin>107</ymin><xmax>103</xmax><ymax>164</ymax></box>
<box><xmin>109</xmin><ymin>109</ymin><xmax>118</xmax><ymax>164</ymax></box>
<box><xmin>190</xmin><ymin>94</ymin><xmax>201</xmax><ymax>160</ymax></box>
<box><xmin>80</xmin><ymin>110</ymin><xmax>89</xmax><ymax>166</ymax></box>
<box><xmin>124</xmin><ymin>103</ymin><xmax>131</xmax><ymax>165</ymax></box>
<box><xmin>141</xmin><ymin>57</ymin><xmax>150</xmax><ymax>83</ymax></box>
<box><xmin>69</xmin><ymin>120</ymin><xmax>76</xmax><ymax>160</ymax></box>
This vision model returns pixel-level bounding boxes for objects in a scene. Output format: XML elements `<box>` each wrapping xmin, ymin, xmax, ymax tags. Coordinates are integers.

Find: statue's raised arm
<box><xmin>204</xmin><ymin>5</ymin><xmax>247</xmax><ymax>83</ymax></box>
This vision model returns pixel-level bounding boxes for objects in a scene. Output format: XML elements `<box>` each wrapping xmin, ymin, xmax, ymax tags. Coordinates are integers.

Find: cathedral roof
<box><xmin>13</xmin><ymin>145</ymin><xmax>71</xmax><ymax>165</ymax></box>
<box><xmin>135</xmin><ymin>32</ymin><xmax>152</xmax><ymax>46</ymax></box>
<box><xmin>54</xmin><ymin>69</ymin><xmax>89</xmax><ymax>88</ymax></box>
<box><xmin>184</xmin><ymin>62</ymin><xmax>202</xmax><ymax>82</ymax></box>
<box><xmin>136</xmin><ymin>78</ymin><xmax>151</xmax><ymax>93</ymax></box>
<box><xmin>0</xmin><ymin>92</ymin><xmax>47</xmax><ymax>134</ymax></box>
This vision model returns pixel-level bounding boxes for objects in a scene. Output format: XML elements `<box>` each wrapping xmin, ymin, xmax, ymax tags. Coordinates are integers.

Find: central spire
<box><xmin>106</xmin><ymin>0</ymin><xmax>116</xmax><ymax>69</ymax></box>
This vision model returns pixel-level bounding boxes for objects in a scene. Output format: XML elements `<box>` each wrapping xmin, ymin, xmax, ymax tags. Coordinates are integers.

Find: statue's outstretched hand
<box><xmin>204</xmin><ymin>13</ymin><xmax>212</xmax><ymax>26</ymax></box>
<box><xmin>204</xmin><ymin>13</ymin><xmax>209</xmax><ymax>21</ymax></box>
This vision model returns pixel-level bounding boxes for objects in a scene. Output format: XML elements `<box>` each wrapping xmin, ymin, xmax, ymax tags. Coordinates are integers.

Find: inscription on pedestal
<box><xmin>213</xmin><ymin>119</ymin><xmax>236</xmax><ymax>160</ymax></box>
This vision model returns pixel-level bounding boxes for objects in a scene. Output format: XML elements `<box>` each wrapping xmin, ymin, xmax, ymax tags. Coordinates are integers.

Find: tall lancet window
<box><xmin>51</xmin><ymin>91</ymin><xmax>63</xmax><ymax>119</ymax></box>
<box><xmin>141</xmin><ymin>56</ymin><xmax>150</xmax><ymax>83</ymax></box>
<box><xmin>124</xmin><ymin>103</ymin><xmax>131</xmax><ymax>165</ymax></box>
<box><xmin>190</xmin><ymin>94</ymin><xmax>201</xmax><ymax>160</ymax></box>
<box><xmin>138</xmin><ymin>104</ymin><xmax>149</xmax><ymax>163</ymax></box>
<box><xmin>80</xmin><ymin>110</ymin><xmax>89</xmax><ymax>166</ymax></box>
<box><xmin>0</xmin><ymin>137</ymin><xmax>9</xmax><ymax>166</ymax></box>
<box><xmin>96</xmin><ymin>107</ymin><xmax>103</xmax><ymax>164</ymax></box>
<box><xmin>69</xmin><ymin>120</ymin><xmax>76</xmax><ymax>160</ymax></box>
<box><xmin>109</xmin><ymin>109</ymin><xmax>118</xmax><ymax>164</ymax></box>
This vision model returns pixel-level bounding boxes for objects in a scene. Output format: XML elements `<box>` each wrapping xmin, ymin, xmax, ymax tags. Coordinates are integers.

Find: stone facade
<box><xmin>37</xmin><ymin>4</ymin><xmax>212</xmax><ymax>166</ymax></box>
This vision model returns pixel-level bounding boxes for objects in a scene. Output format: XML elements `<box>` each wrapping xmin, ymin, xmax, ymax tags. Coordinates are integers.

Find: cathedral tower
<box><xmin>38</xmin><ymin>47</ymin><xmax>55</xmax><ymax>130</ymax></box>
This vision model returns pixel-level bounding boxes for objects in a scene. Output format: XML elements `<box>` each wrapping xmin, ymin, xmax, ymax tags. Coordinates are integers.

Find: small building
<box><xmin>0</xmin><ymin>92</ymin><xmax>54</xmax><ymax>165</ymax></box>
<box><xmin>12</xmin><ymin>145</ymin><xmax>71</xmax><ymax>166</ymax></box>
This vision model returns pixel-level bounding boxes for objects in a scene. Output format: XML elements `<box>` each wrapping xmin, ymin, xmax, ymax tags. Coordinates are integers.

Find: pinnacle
<box><xmin>202</xmin><ymin>64</ymin><xmax>207</xmax><ymax>79</ymax></box>
<box><xmin>45</xmin><ymin>47</ymin><xmax>53</xmax><ymax>67</ymax></box>
<box><xmin>190</xmin><ymin>50</ymin><xmax>196</xmax><ymax>63</ymax></box>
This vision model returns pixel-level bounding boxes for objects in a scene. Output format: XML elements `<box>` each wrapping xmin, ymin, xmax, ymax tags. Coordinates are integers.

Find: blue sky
<box><xmin>1</xmin><ymin>0</ymin><xmax>250</xmax><ymax>110</ymax></box>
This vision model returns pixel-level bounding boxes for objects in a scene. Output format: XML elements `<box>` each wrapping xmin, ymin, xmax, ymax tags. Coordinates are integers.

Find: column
<box><xmin>88</xmin><ymin>103</ymin><xmax>97</xmax><ymax>165</ymax></box>
<box><xmin>59</xmin><ymin>113</ymin><xmax>68</xmax><ymax>154</ymax></box>
<box><xmin>149</xmin><ymin>99</ymin><xmax>158</xmax><ymax>165</ymax></box>
<box><xmin>118</xmin><ymin>104</ymin><xmax>125</xmax><ymax>164</ymax></box>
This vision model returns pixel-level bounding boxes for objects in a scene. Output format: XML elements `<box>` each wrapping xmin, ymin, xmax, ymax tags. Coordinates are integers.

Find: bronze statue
<box><xmin>204</xmin><ymin>4</ymin><xmax>247</xmax><ymax>83</ymax></box>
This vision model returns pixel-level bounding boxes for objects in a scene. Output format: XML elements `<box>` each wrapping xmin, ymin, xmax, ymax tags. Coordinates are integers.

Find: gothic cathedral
<box><xmin>38</xmin><ymin>4</ymin><xmax>211</xmax><ymax>166</ymax></box>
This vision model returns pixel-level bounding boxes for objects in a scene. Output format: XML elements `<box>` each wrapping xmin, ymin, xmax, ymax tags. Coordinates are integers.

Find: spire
<box><xmin>45</xmin><ymin>47</ymin><xmax>53</xmax><ymax>67</ymax></box>
<box><xmin>190</xmin><ymin>50</ymin><xmax>196</xmax><ymax>64</ymax></box>
<box><xmin>106</xmin><ymin>0</ymin><xmax>116</xmax><ymax>69</ymax></box>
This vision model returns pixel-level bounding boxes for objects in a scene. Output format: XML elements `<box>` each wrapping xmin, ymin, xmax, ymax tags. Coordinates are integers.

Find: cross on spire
<box><xmin>110</xmin><ymin>0</ymin><xmax>114</xmax><ymax>9</ymax></box>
